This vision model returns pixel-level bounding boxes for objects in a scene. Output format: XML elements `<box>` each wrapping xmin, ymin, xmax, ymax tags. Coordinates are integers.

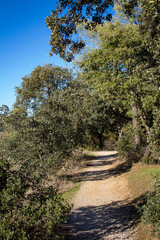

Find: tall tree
<box><xmin>78</xmin><ymin>21</ymin><xmax>159</xmax><ymax>151</ymax></box>
<box><xmin>45</xmin><ymin>0</ymin><xmax>159</xmax><ymax>63</ymax></box>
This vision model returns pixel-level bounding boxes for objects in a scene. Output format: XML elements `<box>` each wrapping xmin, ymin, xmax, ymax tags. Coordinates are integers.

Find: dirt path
<box><xmin>66</xmin><ymin>151</ymin><xmax>136</xmax><ymax>240</ymax></box>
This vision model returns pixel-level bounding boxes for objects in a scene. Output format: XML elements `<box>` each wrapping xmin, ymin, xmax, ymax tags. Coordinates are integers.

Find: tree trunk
<box><xmin>140</xmin><ymin>112</ymin><xmax>150</xmax><ymax>136</ymax></box>
<box><xmin>140</xmin><ymin>111</ymin><xmax>151</xmax><ymax>158</ymax></box>
<box><xmin>143</xmin><ymin>145</ymin><xmax>150</xmax><ymax>159</ymax></box>
<box><xmin>132</xmin><ymin>105</ymin><xmax>141</xmax><ymax>150</ymax></box>
<box><xmin>97</xmin><ymin>132</ymin><xmax>104</xmax><ymax>150</ymax></box>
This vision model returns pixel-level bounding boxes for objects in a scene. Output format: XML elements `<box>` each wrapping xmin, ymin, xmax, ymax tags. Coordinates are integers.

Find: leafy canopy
<box><xmin>45</xmin><ymin>0</ymin><xmax>113</xmax><ymax>62</ymax></box>
<box><xmin>14</xmin><ymin>64</ymin><xmax>72</xmax><ymax>113</ymax></box>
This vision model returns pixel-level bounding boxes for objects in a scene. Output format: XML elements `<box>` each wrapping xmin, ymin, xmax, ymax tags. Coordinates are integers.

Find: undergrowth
<box><xmin>127</xmin><ymin>163</ymin><xmax>160</xmax><ymax>240</ymax></box>
<box><xmin>141</xmin><ymin>173</ymin><xmax>160</xmax><ymax>239</ymax></box>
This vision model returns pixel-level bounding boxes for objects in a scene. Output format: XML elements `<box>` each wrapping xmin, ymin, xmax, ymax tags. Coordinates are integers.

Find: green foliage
<box><xmin>115</xmin><ymin>1</ymin><xmax>160</xmax><ymax>111</ymax></box>
<box><xmin>0</xmin><ymin>185</ymin><xmax>71</xmax><ymax>239</ymax></box>
<box><xmin>116</xmin><ymin>122</ymin><xmax>146</xmax><ymax>161</ymax></box>
<box><xmin>7</xmin><ymin>70</ymin><xmax>122</xmax><ymax>179</ymax></box>
<box><xmin>141</xmin><ymin>173</ymin><xmax>160</xmax><ymax>239</ymax></box>
<box><xmin>84</xmin><ymin>96</ymin><xmax>128</xmax><ymax>150</ymax></box>
<box><xmin>0</xmin><ymin>67</ymin><xmax>81</xmax><ymax>239</ymax></box>
<box><xmin>78</xmin><ymin>17</ymin><xmax>159</xmax><ymax>160</ymax></box>
<box><xmin>0</xmin><ymin>0</ymin><xmax>159</xmax><ymax>236</ymax></box>
<box><xmin>79</xmin><ymin>21</ymin><xmax>159</xmax><ymax>112</ymax></box>
<box><xmin>45</xmin><ymin>0</ymin><xmax>159</xmax><ymax>62</ymax></box>
<box><xmin>148</xmin><ymin>109</ymin><xmax>160</xmax><ymax>164</ymax></box>
<box><xmin>14</xmin><ymin>64</ymin><xmax>72</xmax><ymax>112</ymax></box>
<box><xmin>116</xmin><ymin>0</ymin><xmax>160</xmax><ymax>38</ymax></box>
<box><xmin>0</xmin><ymin>155</ymin><xmax>71</xmax><ymax>240</ymax></box>
<box><xmin>45</xmin><ymin>0</ymin><xmax>113</xmax><ymax>61</ymax></box>
<box><xmin>0</xmin><ymin>63</ymin><xmax>125</xmax><ymax>238</ymax></box>
<box><xmin>0</xmin><ymin>105</ymin><xmax>10</xmax><ymax>132</ymax></box>
<box><xmin>6</xmin><ymin>68</ymin><xmax>92</xmax><ymax>179</ymax></box>
<box><xmin>139</xmin><ymin>0</ymin><xmax>160</xmax><ymax>39</ymax></box>
<box><xmin>116</xmin><ymin>123</ymin><xmax>136</xmax><ymax>159</ymax></box>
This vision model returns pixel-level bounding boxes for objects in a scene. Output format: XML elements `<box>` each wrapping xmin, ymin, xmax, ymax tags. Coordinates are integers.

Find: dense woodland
<box><xmin>0</xmin><ymin>0</ymin><xmax>160</xmax><ymax>239</ymax></box>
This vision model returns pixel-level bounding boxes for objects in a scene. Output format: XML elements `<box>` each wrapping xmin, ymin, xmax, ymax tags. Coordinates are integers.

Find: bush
<box><xmin>141</xmin><ymin>173</ymin><xmax>160</xmax><ymax>239</ymax></box>
<box><xmin>0</xmin><ymin>158</ymin><xmax>71</xmax><ymax>240</ymax></box>
<box><xmin>116</xmin><ymin>123</ymin><xmax>138</xmax><ymax>160</ymax></box>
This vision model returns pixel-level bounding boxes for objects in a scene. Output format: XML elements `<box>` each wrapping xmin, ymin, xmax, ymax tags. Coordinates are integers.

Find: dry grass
<box><xmin>40</xmin><ymin>152</ymin><xmax>88</xmax><ymax>202</ymax></box>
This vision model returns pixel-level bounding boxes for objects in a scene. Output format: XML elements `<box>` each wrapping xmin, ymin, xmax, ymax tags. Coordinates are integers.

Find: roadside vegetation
<box><xmin>0</xmin><ymin>0</ymin><xmax>159</xmax><ymax>239</ymax></box>
<box><xmin>127</xmin><ymin>163</ymin><xmax>160</xmax><ymax>239</ymax></box>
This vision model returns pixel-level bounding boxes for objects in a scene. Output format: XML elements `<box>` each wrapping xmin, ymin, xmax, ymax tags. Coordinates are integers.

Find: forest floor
<box><xmin>65</xmin><ymin>151</ymin><xmax>137</xmax><ymax>240</ymax></box>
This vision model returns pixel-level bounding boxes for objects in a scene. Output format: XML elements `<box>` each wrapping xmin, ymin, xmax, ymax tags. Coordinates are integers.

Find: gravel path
<box><xmin>66</xmin><ymin>151</ymin><xmax>136</xmax><ymax>240</ymax></box>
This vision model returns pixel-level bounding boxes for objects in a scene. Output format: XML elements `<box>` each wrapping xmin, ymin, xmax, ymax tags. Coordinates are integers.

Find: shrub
<box><xmin>141</xmin><ymin>173</ymin><xmax>160</xmax><ymax>239</ymax></box>
<box><xmin>116</xmin><ymin>123</ymin><xmax>137</xmax><ymax>160</ymax></box>
<box><xmin>0</xmin><ymin>158</ymin><xmax>71</xmax><ymax>240</ymax></box>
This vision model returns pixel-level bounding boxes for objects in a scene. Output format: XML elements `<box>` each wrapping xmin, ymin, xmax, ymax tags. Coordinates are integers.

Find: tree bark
<box><xmin>143</xmin><ymin>145</ymin><xmax>150</xmax><ymax>159</ymax></box>
<box><xmin>140</xmin><ymin>111</ymin><xmax>151</xmax><ymax>158</ymax></box>
<box><xmin>132</xmin><ymin>105</ymin><xmax>141</xmax><ymax>150</ymax></box>
<box><xmin>140</xmin><ymin>112</ymin><xmax>150</xmax><ymax>136</ymax></box>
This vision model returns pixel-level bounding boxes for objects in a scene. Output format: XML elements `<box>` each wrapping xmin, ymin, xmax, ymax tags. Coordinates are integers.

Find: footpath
<box><xmin>66</xmin><ymin>151</ymin><xmax>136</xmax><ymax>240</ymax></box>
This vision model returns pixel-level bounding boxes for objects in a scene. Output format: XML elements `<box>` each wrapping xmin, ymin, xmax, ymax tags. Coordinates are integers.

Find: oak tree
<box><xmin>45</xmin><ymin>0</ymin><xmax>113</xmax><ymax>61</ymax></box>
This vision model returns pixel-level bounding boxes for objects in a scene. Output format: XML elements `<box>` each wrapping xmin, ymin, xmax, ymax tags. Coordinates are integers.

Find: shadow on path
<box><xmin>66</xmin><ymin>197</ymin><xmax>139</xmax><ymax>240</ymax></box>
<box><xmin>65</xmin><ymin>154</ymin><xmax>132</xmax><ymax>183</ymax></box>
<box><xmin>64</xmin><ymin>152</ymin><xmax>139</xmax><ymax>239</ymax></box>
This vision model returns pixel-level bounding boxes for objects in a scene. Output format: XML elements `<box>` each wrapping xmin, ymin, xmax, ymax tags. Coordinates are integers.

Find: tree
<box><xmin>116</xmin><ymin>0</ymin><xmax>160</xmax><ymax>157</ymax></box>
<box><xmin>0</xmin><ymin>104</ymin><xmax>72</xmax><ymax>239</ymax></box>
<box><xmin>14</xmin><ymin>64</ymin><xmax>73</xmax><ymax>113</ymax></box>
<box><xmin>116</xmin><ymin>0</ymin><xmax>160</xmax><ymax>38</ymax></box>
<box><xmin>83</xmin><ymin>92</ymin><xmax>129</xmax><ymax>150</ymax></box>
<box><xmin>0</xmin><ymin>105</ymin><xmax>10</xmax><ymax>132</ymax></box>
<box><xmin>78</xmin><ymin>20</ymin><xmax>159</xmax><ymax>154</ymax></box>
<box><xmin>45</xmin><ymin>0</ymin><xmax>160</xmax><ymax>63</ymax></box>
<box><xmin>8</xmin><ymin>66</ymin><xmax>79</xmax><ymax>177</ymax></box>
<box><xmin>45</xmin><ymin>0</ymin><xmax>113</xmax><ymax>62</ymax></box>
<box><xmin>0</xmin><ymin>136</ymin><xmax>71</xmax><ymax>240</ymax></box>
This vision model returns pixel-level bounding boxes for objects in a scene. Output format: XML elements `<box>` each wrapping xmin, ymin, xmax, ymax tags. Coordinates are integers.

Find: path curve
<box><xmin>66</xmin><ymin>151</ymin><xmax>136</xmax><ymax>240</ymax></box>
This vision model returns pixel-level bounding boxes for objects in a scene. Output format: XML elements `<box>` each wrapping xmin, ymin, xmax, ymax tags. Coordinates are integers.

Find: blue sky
<box><xmin>0</xmin><ymin>0</ymin><xmax>70</xmax><ymax>109</ymax></box>
<box><xmin>0</xmin><ymin>1</ymin><xmax>114</xmax><ymax>110</ymax></box>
